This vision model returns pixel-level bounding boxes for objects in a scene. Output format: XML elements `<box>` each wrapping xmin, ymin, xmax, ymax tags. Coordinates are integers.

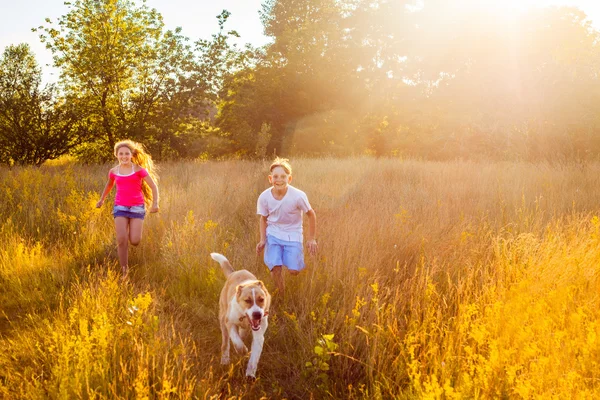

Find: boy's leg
<box><xmin>265</xmin><ymin>235</ymin><xmax>285</xmax><ymax>296</ymax></box>
<box><xmin>282</xmin><ymin>241</ymin><xmax>305</xmax><ymax>277</ymax></box>
<box><xmin>273</xmin><ymin>241</ymin><xmax>303</xmax><ymax>300</ymax></box>
<box><xmin>114</xmin><ymin>217</ymin><xmax>130</xmax><ymax>274</ymax></box>
<box><xmin>271</xmin><ymin>266</ymin><xmax>285</xmax><ymax>296</ymax></box>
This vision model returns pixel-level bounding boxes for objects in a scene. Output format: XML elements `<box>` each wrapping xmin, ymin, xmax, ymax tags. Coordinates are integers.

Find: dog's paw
<box><xmin>245</xmin><ymin>374</ymin><xmax>256</xmax><ymax>383</ymax></box>
<box><xmin>221</xmin><ymin>355</ymin><xmax>230</xmax><ymax>365</ymax></box>
<box><xmin>234</xmin><ymin>344</ymin><xmax>248</xmax><ymax>354</ymax></box>
<box><xmin>245</xmin><ymin>368</ymin><xmax>257</xmax><ymax>380</ymax></box>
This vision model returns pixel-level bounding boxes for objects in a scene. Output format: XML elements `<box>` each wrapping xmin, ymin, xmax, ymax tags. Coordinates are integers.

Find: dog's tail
<box><xmin>210</xmin><ymin>253</ymin><xmax>235</xmax><ymax>277</ymax></box>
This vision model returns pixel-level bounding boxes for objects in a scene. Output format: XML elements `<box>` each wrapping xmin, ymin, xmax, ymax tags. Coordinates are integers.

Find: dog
<box><xmin>210</xmin><ymin>252</ymin><xmax>271</xmax><ymax>378</ymax></box>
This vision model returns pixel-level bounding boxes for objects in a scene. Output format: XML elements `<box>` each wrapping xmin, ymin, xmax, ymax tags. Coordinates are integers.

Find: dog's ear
<box><xmin>236</xmin><ymin>284</ymin><xmax>245</xmax><ymax>298</ymax></box>
<box><xmin>257</xmin><ymin>281</ymin><xmax>271</xmax><ymax>312</ymax></box>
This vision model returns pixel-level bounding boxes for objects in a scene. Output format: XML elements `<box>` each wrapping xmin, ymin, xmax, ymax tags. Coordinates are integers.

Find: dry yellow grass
<box><xmin>0</xmin><ymin>158</ymin><xmax>599</xmax><ymax>398</ymax></box>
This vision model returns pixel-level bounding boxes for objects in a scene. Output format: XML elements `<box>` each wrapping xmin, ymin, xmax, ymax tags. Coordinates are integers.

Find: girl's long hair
<box><xmin>114</xmin><ymin>140</ymin><xmax>158</xmax><ymax>207</ymax></box>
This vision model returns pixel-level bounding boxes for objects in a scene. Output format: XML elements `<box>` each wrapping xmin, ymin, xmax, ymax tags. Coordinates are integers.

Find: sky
<box><xmin>0</xmin><ymin>0</ymin><xmax>270</xmax><ymax>83</ymax></box>
<box><xmin>0</xmin><ymin>0</ymin><xmax>599</xmax><ymax>84</ymax></box>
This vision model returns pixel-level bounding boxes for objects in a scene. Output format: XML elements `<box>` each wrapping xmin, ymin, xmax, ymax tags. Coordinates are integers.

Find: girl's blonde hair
<box><xmin>270</xmin><ymin>157</ymin><xmax>292</xmax><ymax>175</ymax></box>
<box><xmin>114</xmin><ymin>140</ymin><xmax>158</xmax><ymax>207</ymax></box>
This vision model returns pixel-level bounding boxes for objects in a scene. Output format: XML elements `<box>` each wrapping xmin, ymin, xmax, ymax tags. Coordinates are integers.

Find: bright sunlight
<box><xmin>436</xmin><ymin>0</ymin><xmax>597</xmax><ymax>19</ymax></box>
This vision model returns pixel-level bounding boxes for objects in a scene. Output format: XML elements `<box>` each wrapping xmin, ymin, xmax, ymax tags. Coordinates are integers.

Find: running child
<box><xmin>256</xmin><ymin>157</ymin><xmax>317</xmax><ymax>297</ymax></box>
<box><xmin>96</xmin><ymin>140</ymin><xmax>159</xmax><ymax>275</ymax></box>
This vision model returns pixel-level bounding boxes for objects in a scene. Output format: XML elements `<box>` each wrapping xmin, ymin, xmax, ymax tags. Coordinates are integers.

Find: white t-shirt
<box><xmin>257</xmin><ymin>185</ymin><xmax>312</xmax><ymax>243</ymax></box>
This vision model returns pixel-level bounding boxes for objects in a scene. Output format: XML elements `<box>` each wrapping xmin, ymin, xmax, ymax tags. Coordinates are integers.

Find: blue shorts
<box><xmin>113</xmin><ymin>205</ymin><xmax>146</xmax><ymax>220</ymax></box>
<box><xmin>264</xmin><ymin>235</ymin><xmax>305</xmax><ymax>272</ymax></box>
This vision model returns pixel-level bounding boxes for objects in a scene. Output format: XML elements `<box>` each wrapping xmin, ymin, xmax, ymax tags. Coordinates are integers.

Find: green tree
<box><xmin>0</xmin><ymin>44</ymin><xmax>88</xmax><ymax>166</ymax></box>
<box><xmin>216</xmin><ymin>0</ymin><xmax>359</xmax><ymax>156</ymax></box>
<box><xmin>216</xmin><ymin>64</ymin><xmax>281</xmax><ymax>156</ymax></box>
<box><xmin>219</xmin><ymin>0</ymin><xmax>423</xmax><ymax>157</ymax></box>
<box><xmin>36</xmin><ymin>0</ymin><xmax>194</xmax><ymax>160</ymax></box>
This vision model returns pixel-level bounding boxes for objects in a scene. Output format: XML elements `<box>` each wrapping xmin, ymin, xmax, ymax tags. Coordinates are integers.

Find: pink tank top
<box><xmin>109</xmin><ymin>167</ymin><xmax>149</xmax><ymax>206</ymax></box>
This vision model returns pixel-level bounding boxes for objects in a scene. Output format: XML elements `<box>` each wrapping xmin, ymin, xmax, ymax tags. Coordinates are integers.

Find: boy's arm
<box><xmin>306</xmin><ymin>209</ymin><xmax>317</xmax><ymax>255</ymax></box>
<box><xmin>256</xmin><ymin>215</ymin><xmax>268</xmax><ymax>254</ymax></box>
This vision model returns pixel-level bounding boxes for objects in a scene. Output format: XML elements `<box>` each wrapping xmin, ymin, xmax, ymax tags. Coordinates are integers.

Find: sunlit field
<box><xmin>1</xmin><ymin>158</ymin><xmax>599</xmax><ymax>399</ymax></box>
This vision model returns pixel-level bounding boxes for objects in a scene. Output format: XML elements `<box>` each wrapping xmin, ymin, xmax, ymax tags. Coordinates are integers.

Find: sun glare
<box><xmin>482</xmin><ymin>0</ymin><xmax>587</xmax><ymax>15</ymax></box>
<box><xmin>490</xmin><ymin>0</ymin><xmax>554</xmax><ymax>12</ymax></box>
<box><xmin>420</xmin><ymin>0</ymin><xmax>597</xmax><ymax>30</ymax></box>
<box><xmin>439</xmin><ymin>0</ymin><xmax>582</xmax><ymax>18</ymax></box>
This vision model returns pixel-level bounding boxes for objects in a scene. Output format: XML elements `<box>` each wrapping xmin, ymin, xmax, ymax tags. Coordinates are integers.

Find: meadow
<box><xmin>0</xmin><ymin>157</ymin><xmax>599</xmax><ymax>399</ymax></box>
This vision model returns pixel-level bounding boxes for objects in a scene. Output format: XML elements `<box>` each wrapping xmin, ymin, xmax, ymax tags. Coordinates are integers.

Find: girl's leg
<box><xmin>128</xmin><ymin>218</ymin><xmax>144</xmax><ymax>246</ymax></box>
<box><xmin>114</xmin><ymin>217</ymin><xmax>130</xmax><ymax>274</ymax></box>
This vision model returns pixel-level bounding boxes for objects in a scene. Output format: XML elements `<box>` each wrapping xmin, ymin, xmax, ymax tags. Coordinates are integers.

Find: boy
<box><xmin>256</xmin><ymin>158</ymin><xmax>317</xmax><ymax>297</ymax></box>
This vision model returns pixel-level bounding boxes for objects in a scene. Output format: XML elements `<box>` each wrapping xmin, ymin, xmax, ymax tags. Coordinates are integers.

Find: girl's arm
<box><xmin>306</xmin><ymin>209</ymin><xmax>317</xmax><ymax>255</ymax></box>
<box><xmin>143</xmin><ymin>175</ymin><xmax>160</xmax><ymax>213</ymax></box>
<box><xmin>256</xmin><ymin>215</ymin><xmax>268</xmax><ymax>254</ymax></box>
<box><xmin>96</xmin><ymin>173</ymin><xmax>115</xmax><ymax>208</ymax></box>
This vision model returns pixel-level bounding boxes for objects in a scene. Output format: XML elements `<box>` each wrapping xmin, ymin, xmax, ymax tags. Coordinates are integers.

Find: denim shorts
<box><xmin>113</xmin><ymin>204</ymin><xmax>146</xmax><ymax>220</ymax></box>
<box><xmin>264</xmin><ymin>234</ymin><xmax>305</xmax><ymax>272</ymax></box>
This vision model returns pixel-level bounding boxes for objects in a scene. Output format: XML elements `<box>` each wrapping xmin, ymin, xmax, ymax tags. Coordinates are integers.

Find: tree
<box><xmin>219</xmin><ymin>0</ymin><xmax>422</xmax><ymax>157</ymax></box>
<box><xmin>215</xmin><ymin>0</ymin><xmax>359</xmax><ymax>156</ymax></box>
<box><xmin>36</xmin><ymin>0</ymin><xmax>195</xmax><ymax>159</ymax></box>
<box><xmin>0</xmin><ymin>44</ymin><xmax>88</xmax><ymax>166</ymax></box>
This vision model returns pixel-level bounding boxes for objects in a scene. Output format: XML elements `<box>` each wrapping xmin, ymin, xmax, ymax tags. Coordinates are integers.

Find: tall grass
<box><xmin>0</xmin><ymin>158</ymin><xmax>599</xmax><ymax>398</ymax></box>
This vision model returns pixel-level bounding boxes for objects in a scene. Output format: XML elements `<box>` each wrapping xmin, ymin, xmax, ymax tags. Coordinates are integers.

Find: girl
<box><xmin>96</xmin><ymin>140</ymin><xmax>159</xmax><ymax>275</ymax></box>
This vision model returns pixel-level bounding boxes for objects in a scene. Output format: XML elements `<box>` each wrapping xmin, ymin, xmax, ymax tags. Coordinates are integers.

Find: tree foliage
<box><xmin>0</xmin><ymin>44</ymin><xmax>88</xmax><ymax>166</ymax></box>
<box><xmin>2</xmin><ymin>0</ymin><xmax>600</xmax><ymax>164</ymax></box>
<box><xmin>218</xmin><ymin>0</ymin><xmax>600</xmax><ymax>161</ymax></box>
<box><xmin>36</xmin><ymin>0</ymin><xmax>197</xmax><ymax>160</ymax></box>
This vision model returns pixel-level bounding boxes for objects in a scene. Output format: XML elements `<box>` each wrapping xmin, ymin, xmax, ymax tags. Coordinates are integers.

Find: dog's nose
<box><xmin>252</xmin><ymin>311</ymin><xmax>262</xmax><ymax>320</ymax></box>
